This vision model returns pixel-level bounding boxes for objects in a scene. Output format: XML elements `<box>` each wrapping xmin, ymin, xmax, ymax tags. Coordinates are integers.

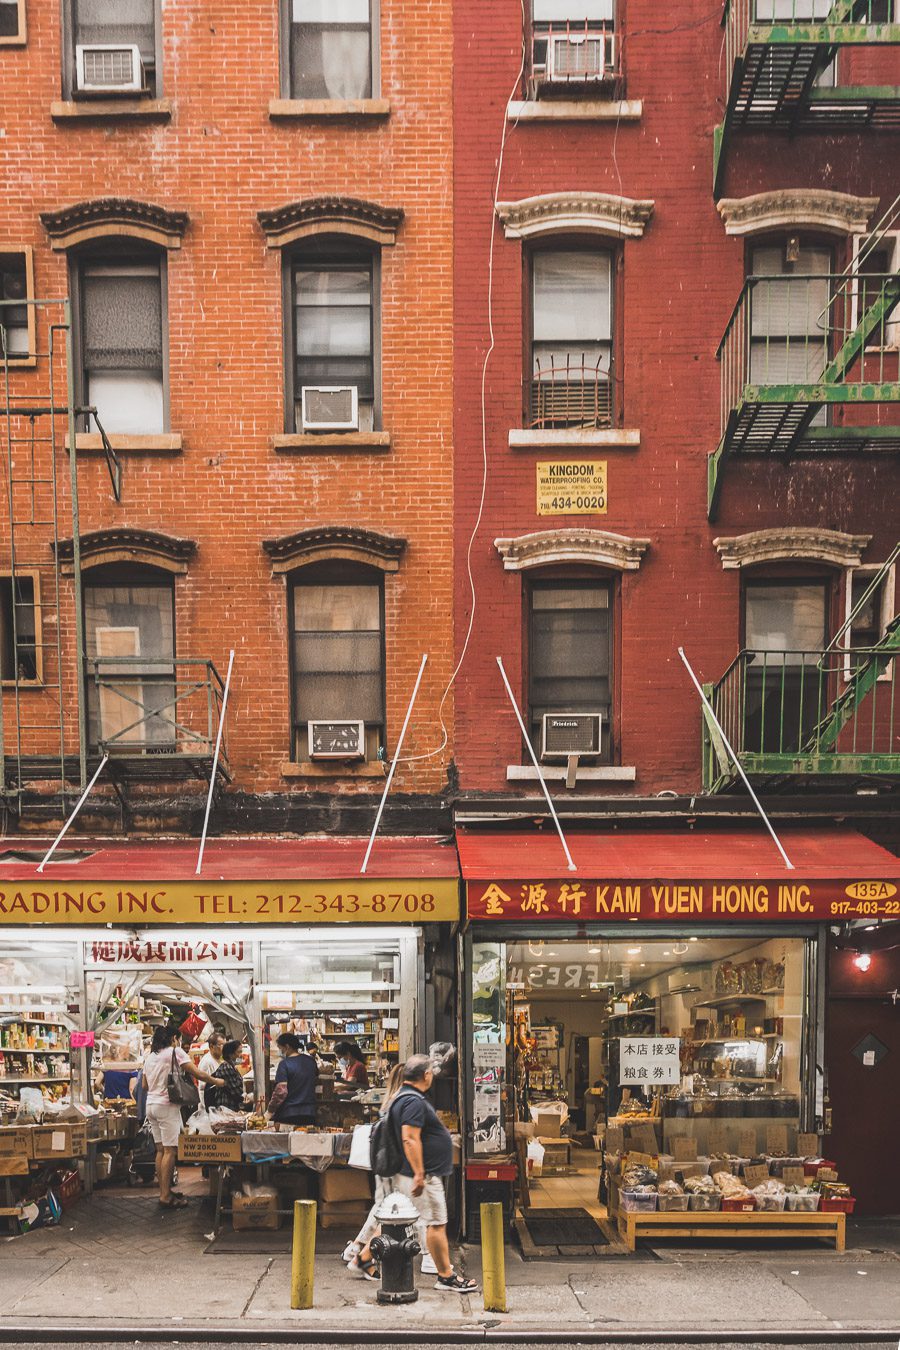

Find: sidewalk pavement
<box><xmin>0</xmin><ymin>1188</ymin><xmax>898</xmax><ymax>1337</ymax></box>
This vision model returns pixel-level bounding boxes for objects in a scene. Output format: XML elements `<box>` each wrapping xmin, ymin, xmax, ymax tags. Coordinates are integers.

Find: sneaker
<box><xmin>421</xmin><ymin>1251</ymin><xmax>438</xmax><ymax>1275</ymax></box>
<box><xmin>342</xmin><ymin>1241</ymin><xmax>361</xmax><ymax>1263</ymax></box>
<box><xmin>435</xmin><ymin>1272</ymin><xmax>479</xmax><ymax>1294</ymax></box>
<box><xmin>348</xmin><ymin>1255</ymin><xmax>380</xmax><ymax>1282</ymax></box>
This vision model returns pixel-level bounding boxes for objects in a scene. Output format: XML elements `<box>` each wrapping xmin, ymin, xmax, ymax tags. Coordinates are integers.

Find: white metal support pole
<box><xmin>37</xmin><ymin>754</ymin><xmax>109</xmax><ymax>872</ymax></box>
<box><xmin>361</xmin><ymin>653</ymin><xmax>428</xmax><ymax>875</ymax></box>
<box><xmin>678</xmin><ymin>646</ymin><xmax>794</xmax><ymax>871</ymax></box>
<box><xmin>496</xmin><ymin>656</ymin><xmax>576</xmax><ymax>872</ymax></box>
<box><xmin>196</xmin><ymin>648</ymin><xmax>235</xmax><ymax>876</ymax></box>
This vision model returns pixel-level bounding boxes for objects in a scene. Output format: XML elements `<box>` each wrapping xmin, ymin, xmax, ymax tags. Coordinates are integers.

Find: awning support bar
<box><xmin>37</xmin><ymin>755</ymin><xmax>109</xmax><ymax>873</ymax></box>
<box><xmin>678</xmin><ymin>646</ymin><xmax>794</xmax><ymax>871</ymax></box>
<box><xmin>361</xmin><ymin>653</ymin><xmax>428</xmax><ymax>875</ymax></box>
<box><xmin>496</xmin><ymin>656</ymin><xmax>576</xmax><ymax>872</ymax></box>
<box><xmin>196</xmin><ymin>648</ymin><xmax>235</xmax><ymax>876</ymax></box>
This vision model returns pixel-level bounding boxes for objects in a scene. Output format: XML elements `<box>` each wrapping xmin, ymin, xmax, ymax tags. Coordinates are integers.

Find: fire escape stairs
<box><xmin>805</xmin><ymin>614</ymin><xmax>900</xmax><ymax>756</ymax></box>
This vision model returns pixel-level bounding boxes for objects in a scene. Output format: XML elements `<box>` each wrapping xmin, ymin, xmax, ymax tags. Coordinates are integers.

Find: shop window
<box><xmin>288</xmin><ymin>242</ymin><xmax>378</xmax><ymax>434</ymax></box>
<box><xmin>0</xmin><ymin>574</ymin><xmax>38</xmax><ymax>682</ymax></box>
<box><xmin>530</xmin><ymin>247</ymin><xmax>613</xmax><ymax>429</ymax></box>
<box><xmin>0</xmin><ymin>248</ymin><xmax>34</xmax><ymax>363</ymax></box>
<box><xmin>528</xmin><ymin>580</ymin><xmax>612</xmax><ymax>759</ymax></box>
<box><xmin>83</xmin><ymin>564</ymin><xmax>175</xmax><ymax>751</ymax></box>
<box><xmin>63</xmin><ymin>0</ymin><xmax>159</xmax><ymax>99</ymax></box>
<box><xmin>743</xmin><ymin>579</ymin><xmax>828</xmax><ymax>754</ymax></box>
<box><xmin>73</xmin><ymin>249</ymin><xmax>166</xmax><ymax>435</ymax></box>
<box><xmin>0</xmin><ymin>0</ymin><xmax>25</xmax><ymax>45</ymax></box>
<box><xmin>289</xmin><ymin>563</ymin><xmax>385</xmax><ymax>762</ymax></box>
<box><xmin>749</xmin><ymin>243</ymin><xmax>832</xmax><ymax>428</ymax></box>
<box><xmin>284</xmin><ymin>0</ymin><xmax>374</xmax><ymax>101</ymax></box>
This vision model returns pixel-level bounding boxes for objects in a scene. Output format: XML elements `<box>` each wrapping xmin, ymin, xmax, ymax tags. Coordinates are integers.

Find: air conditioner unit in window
<box><xmin>547</xmin><ymin>33</ymin><xmax>611</xmax><ymax>82</ymax></box>
<box><xmin>308</xmin><ymin>720</ymin><xmax>366</xmax><ymax>761</ymax></box>
<box><xmin>75</xmin><ymin>44</ymin><xmax>145</xmax><ymax>94</ymax></box>
<box><xmin>301</xmin><ymin>386</ymin><xmax>359</xmax><ymax>432</ymax></box>
<box><xmin>541</xmin><ymin>712</ymin><xmax>603</xmax><ymax>761</ymax></box>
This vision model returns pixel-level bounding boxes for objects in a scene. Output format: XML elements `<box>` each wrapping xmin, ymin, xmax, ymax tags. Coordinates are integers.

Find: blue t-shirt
<box><xmin>392</xmin><ymin>1087</ymin><xmax>453</xmax><ymax>1178</ymax></box>
<box><xmin>273</xmin><ymin>1053</ymin><xmax>317</xmax><ymax>1120</ymax></box>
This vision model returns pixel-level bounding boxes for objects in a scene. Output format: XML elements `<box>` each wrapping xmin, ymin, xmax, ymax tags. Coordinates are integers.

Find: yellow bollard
<box><xmin>480</xmin><ymin>1201</ymin><xmax>508</xmax><ymax>1313</ymax></box>
<box><xmin>290</xmin><ymin>1199</ymin><xmax>317</xmax><ymax>1310</ymax></box>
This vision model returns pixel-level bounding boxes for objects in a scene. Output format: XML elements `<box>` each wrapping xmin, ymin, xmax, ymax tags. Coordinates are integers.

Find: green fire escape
<box><xmin>715</xmin><ymin>0</ymin><xmax>900</xmax><ymax>198</ymax></box>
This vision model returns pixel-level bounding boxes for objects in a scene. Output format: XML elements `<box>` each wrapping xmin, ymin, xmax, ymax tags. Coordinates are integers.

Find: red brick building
<box><xmin>0</xmin><ymin>0</ymin><xmax>454</xmax><ymax>835</ymax></box>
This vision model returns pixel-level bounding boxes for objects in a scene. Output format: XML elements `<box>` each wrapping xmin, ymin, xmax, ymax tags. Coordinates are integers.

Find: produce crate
<box><xmin>657</xmin><ymin>1194</ymin><xmax>689</xmax><ymax>1211</ymax></box>
<box><xmin>804</xmin><ymin>1158</ymin><xmax>837</xmax><ymax>1177</ymax></box>
<box><xmin>786</xmin><ymin>1193</ymin><xmax>820</xmax><ymax>1212</ymax></box>
<box><xmin>688</xmin><ymin>1193</ymin><xmax>720</xmax><ymax>1211</ymax></box>
<box><xmin>721</xmin><ymin>1197</ymin><xmax>756</xmax><ymax>1212</ymax></box>
<box><xmin>620</xmin><ymin>1190</ymin><xmax>657</xmax><ymax>1213</ymax></box>
<box><xmin>821</xmin><ymin>1196</ymin><xmax>856</xmax><ymax>1214</ymax></box>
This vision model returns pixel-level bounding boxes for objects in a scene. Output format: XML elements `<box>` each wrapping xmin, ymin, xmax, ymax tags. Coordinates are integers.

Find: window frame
<box><xmin>0</xmin><ymin>569</ymin><xmax>42</xmax><ymax>686</ymax></box>
<box><xmin>525</xmin><ymin>573</ymin><xmax>615</xmax><ymax>763</ymax></box>
<box><xmin>0</xmin><ymin>0</ymin><xmax>26</xmax><ymax>46</ymax></box>
<box><xmin>287</xmin><ymin>562</ymin><xmax>387</xmax><ymax>764</ymax></box>
<box><xmin>282</xmin><ymin>241</ymin><xmax>382</xmax><ymax>434</ymax></box>
<box><xmin>61</xmin><ymin>0</ymin><xmax>163</xmax><ymax>101</ymax></box>
<box><xmin>741</xmin><ymin>574</ymin><xmax>832</xmax><ymax>652</ymax></box>
<box><xmin>279</xmin><ymin>0</ymin><xmax>381</xmax><ymax>102</ymax></box>
<box><xmin>843</xmin><ymin>563</ymin><xmax>896</xmax><ymax>683</ymax></box>
<box><xmin>69</xmin><ymin>244</ymin><xmax>170</xmax><ymax>435</ymax></box>
<box><xmin>0</xmin><ymin>245</ymin><xmax>36</xmax><ymax>368</ymax></box>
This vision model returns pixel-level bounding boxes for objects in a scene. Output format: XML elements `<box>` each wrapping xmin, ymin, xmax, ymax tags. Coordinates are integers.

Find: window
<box><xmin>290</xmin><ymin>244</ymin><xmax>376</xmax><ymax>431</ymax></box>
<box><xmin>853</xmin><ymin>233</ymin><xmax>900</xmax><ymax>351</ymax></box>
<box><xmin>845</xmin><ymin>565</ymin><xmax>895</xmax><ymax>680</ymax></box>
<box><xmin>530</xmin><ymin>0</ymin><xmax>617</xmax><ymax>89</ymax></box>
<box><xmin>528</xmin><ymin>580</ymin><xmax>612</xmax><ymax>758</ymax></box>
<box><xmin>289</xmin><ymin>564</ymin><xmax>385</xmax><ymax>762</ymax></box>
<box><xmin>531</xmin><ymin>248</ymin><xmax>613</xmax><ymax>429</ymax></box>
<box><xmin>74</xmin><ymin>251</ymin><xmax>166</xmax><ymax>434</ymax></box>
<box><xmin>0</xmin><ymin>0</ymin><xmax>25</xmax><ymax>43</ymax></box>
<box><xmin>287</xmin><ymin>0</ymin><xmax>373</xmax><ymax>101</ymax></box>
<box><xmin>749</xmin><ymin>243</ymin><xmax>831</xmax><ymax>427</ymax></box>
<box><xmin>66</xmin><ymin>0</ymin><xmax>158</xmax><ymax>98</ymax></box>
<box><xmin>0</xmin><ymin>249</ymin><xmax>33</xmax><ymax>362</ymax></box>
<box><xmin>743</xmin><ymin>579</ymin><xmax>828</xmax><ymax>753</ymax></box>
<box><xmin>0</xmin><ymin>576</ymin><xmax>37</xmax><ymax>682</ymax></box>
<box><xmin>83</xmin><ymin>565</ymin><xmax>175</xmax><ymax>750</ymax></box>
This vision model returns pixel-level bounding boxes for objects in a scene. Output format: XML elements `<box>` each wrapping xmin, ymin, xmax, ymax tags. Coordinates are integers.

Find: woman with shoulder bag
<box><xmin>142</xmin><ymin>1024</ymin><xmax>219</xmax><ymax>1210</ymax></box>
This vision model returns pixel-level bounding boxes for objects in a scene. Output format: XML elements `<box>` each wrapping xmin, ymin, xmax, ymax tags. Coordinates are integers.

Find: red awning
<box><xmin>459</xmin><ymin>826</ymin><xmax>900</xmax><ymax>923</ymax></box>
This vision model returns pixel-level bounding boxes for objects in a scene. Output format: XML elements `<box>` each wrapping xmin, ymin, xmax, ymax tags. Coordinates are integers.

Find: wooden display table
<box><xmin>618</xmin><ymin>1207</ymin><xmax>845</xmax><ymax>1253</ymax></box>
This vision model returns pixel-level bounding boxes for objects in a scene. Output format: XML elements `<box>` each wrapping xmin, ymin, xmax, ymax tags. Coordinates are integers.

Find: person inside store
<box><xmin>380</xmin><ymin>1053</ymin><xmax>478</xmax><ymax>1294</ymax></box>
<box><xmin>266</xmin><ymin>1032</ymin><xmax>318</xmax><ymax>1126</ymax></box>
<box><xmin>206</xmin><ymin>1040</ymin><xmax>248</xmax><ymax>1113</ymax></box>
<box><xmin>334</xmin><ymin>1040</ymin><xmax>370</xmax><ymax>1093</ymax></box>
<box><xmin>198</xmin><ymin>1031</ymin><xmax>225</xmax><ymax>1105</ymax></box>
<box><xmin>142</xmin><ymin>1024</ymin><xmax>220</xmax><ymax>1210</ymax></box>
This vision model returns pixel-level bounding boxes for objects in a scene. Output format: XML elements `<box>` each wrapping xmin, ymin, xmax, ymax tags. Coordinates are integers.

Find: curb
<box><xmin>0</xmin><ymin>1327</ymin><xmax>897</xmax><ymax>1345</ymax></box>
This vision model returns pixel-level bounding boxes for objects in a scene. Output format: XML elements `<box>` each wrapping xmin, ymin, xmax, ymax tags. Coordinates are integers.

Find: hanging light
<box><xmin>853</xmin><ymin>952</ymin><xmax>872</xmax><ymax>972</ymax></box>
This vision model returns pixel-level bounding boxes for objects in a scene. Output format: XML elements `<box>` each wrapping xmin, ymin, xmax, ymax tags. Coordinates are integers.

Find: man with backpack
<box><xmin>371</xmin><ymin>1053</ymin><xmax>478</xmax><ymax>1295</ymax></box>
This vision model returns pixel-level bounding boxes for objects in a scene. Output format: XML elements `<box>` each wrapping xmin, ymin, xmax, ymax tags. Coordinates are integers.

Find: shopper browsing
<box><xmin>206</xmin><ymin>1040</ymin><xmax>247</xmax><ymax>1112</ymax></box>
<box><xmin>142</xmin><ymin>1025</ymin><xmax>219</xmax><ymax>1210</ymax></box>
<box><xmin>266</xmin><ymin>1033</ymin><xmax>318</xmax><ymax>1126</ymax></box>
<box><xmin>198</xmin><ymin>1032</ymin><xmax>224</xmax><ymax>1105</ymax></box>
<box><xmin>385</xmin><ymin>1054</ymin><xmax>478</xmax><ymax>1294</ymax></box>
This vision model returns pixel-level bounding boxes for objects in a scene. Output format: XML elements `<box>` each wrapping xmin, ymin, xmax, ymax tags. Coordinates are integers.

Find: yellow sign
<box><xmin>0</xmin><ymin>879</ymin><xmax>459</xmax><ymax>925</ymax></box>
<box><xmin>536</xmin><ymin>461</ymin><xmax>607</xmax><ymax>515</ymax></box>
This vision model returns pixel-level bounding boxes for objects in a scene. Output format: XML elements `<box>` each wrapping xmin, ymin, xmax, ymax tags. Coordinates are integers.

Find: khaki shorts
<box><xmin>146</xmin><ymin>1101</ymin><xmax>183</xmax><ymax>1149</ymax></box>
<box><xmin>393</xmin><ymin>1172</ymin><xmax>448</xmax><ymax>1227</ymax></box>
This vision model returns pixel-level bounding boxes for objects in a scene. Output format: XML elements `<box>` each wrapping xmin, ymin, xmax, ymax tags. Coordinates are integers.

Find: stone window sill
<box><xmin>508</xmin><ymin>99</ymin><xmax>642</xmax><ymax>122</ymax></box>
<box><xmin>75</xmin><ymin>433</ymin><xmax>183</xmax><ymax>453</ymax></box>
<box><xmin>506</xmin><ymin>764</ymin><xmax>636</xmax><ymax>783</ymax></box>
<box><xmin>51</xmin><ymin>99</ymin><xmax>172</xmax><ymax>124</ymax></box>
<box><xmin>509</xmin><ymin>428</ymin><xmax>640</xmax><ymax>450</ymax></box>
<box><xmin>269</xmin><ymin>98</ymin><xmax>390</xmax><ymax>121</ymax></box>
<box><xmin>281</xmin><ymin>761</ymin><xmax>386</xmax><ymax>780</ymax></box>
<box><xmin>273</xmin><ymin>431</ymin><xmax>391</xmax><ymax>454</ymax></box>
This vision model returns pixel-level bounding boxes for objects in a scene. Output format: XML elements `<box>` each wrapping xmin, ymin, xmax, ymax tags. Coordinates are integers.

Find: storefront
<box><xmin>458</xmin><ymin>825</ymin><xmax>900</xmax><ymax>1243</ymax></box>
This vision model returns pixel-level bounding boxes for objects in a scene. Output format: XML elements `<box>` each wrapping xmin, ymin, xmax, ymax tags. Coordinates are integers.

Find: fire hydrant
<box><xmin>369</xmin><ymin>1190</ymin><xmax>421</xmax><ymax>1304</ymax></box>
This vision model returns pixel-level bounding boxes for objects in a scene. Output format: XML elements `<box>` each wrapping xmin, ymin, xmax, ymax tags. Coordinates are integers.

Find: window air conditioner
<box><xmin>547</xmin><ymin>33</ymin><xmax>610</xmax><ymax>82</ymax></box>
<box><xmin>308</xmin><ymin>720</ymin><xmax>366</xmax><ymax>761</ymax></box>
<box><xmin>75</xmin><ymin>44</ymin><xmax>145</xmax><ymax>94</ymax></box>
<box><xmin>541</xmin><ymin>712</ymin><xmax>603</xmax><ymax>761</ymax></box>
<box><xmin>301</xmin><ymin>385</ymin><xmax>359</xmax><ymax>432</ymax></box>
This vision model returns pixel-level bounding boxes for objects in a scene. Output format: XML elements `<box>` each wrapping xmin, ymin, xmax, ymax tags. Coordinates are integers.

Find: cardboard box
<box><xmin>319</xmin><ymin>1166</ymin><xmax>372</xmax><ymax>1203</ymax></box>
<box><xmin>535</xmin><ymin>1112</ymin><xmax>562</xmax><ymax>1138</ymax></box>
<box><xmin>232</xmin><ymin>1193</ymin><xmax>281</xmax><ymax>1231</ymax></box>
<box><xmin>32</xmin><ymin>1124</ymin><xmax>87</xmax><ymax>1160</ymax></box>
<box><xmin>178</xmin><ymin>1132</ymin><xmax>243</xmax><ymax>1165</ymax></box>
<box><xmin>0</xmin><ymin>1128</ymin><xmax>33</xmax><ymax>1161</ymax></box>
<box><xmin>319</xmin><ymin>1200</ymin><xmax>370</xmax><ymax>1230</ymax></box>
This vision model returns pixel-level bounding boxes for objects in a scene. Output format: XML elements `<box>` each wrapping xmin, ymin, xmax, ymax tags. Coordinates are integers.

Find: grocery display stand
<box><xmin>617</xmin><ymin>1206</ymin><xmax>846</xmax><ymax>1253</ymax></box>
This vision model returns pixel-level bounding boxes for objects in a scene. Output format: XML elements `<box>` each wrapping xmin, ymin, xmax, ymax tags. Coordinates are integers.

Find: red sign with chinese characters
<box><xmin>85</xmin><ymin>938</ymin><xmax>247</xmax><ymax>966</ymax></box>
<box><xmin>466</xmin><ymin>878</ymin><xmax>900</xmax><ymax>923</ymax></box>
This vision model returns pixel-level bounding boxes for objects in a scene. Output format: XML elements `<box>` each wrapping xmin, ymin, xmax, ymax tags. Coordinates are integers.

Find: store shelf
<box><xmin>710</xmin><ymin>1075</ymin><xmax>777</xmax><ymax>1084</ymax></box>
<box><xmin>0</xmin><ymin>1014</ymin><xmax>68</xmax><ymax>1025</ymax></box>
<box><xmin>693</xmin><ymin>990</ymin><xmax>784</xmax><ymax>1008</ymax></box>
<box><xmin>0</xmin><ymin>1047</ymin><xmax>69</xmax><ymax>1054</ymax></box>
<box><xmin>689</xmin><ymin>1035</ymin><xmax>782</xmax><ymax>1045</ymax></box>
<box><xmin>0</xmin><ymin>1076</ymin><xmax>71</xmax><ymax>1084</ymax></box>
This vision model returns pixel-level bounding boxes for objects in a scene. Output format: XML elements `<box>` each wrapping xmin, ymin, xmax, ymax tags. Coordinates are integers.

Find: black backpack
<box><xmin>370</xmin><ymin>1089</ymin><xmax>418</xmax><ymax>1177</ymax></box>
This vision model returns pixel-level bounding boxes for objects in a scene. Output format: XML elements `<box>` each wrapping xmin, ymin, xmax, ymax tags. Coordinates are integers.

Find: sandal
<box><xmin>348</xmin><ymin>1255</ymin><xmax>380</xmax><ymax>1282</ymax></box>
<box><xmin>159</xmin><ymin>1196</ymin><xmax>188</xmax><ymax>1209</ymax></box>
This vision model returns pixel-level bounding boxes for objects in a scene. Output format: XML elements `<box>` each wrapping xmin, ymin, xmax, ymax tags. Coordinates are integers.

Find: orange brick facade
<box><xmin>1</xmin><ymin>1</ymin><xmax>454</xmax><ymax>830</ymax></box>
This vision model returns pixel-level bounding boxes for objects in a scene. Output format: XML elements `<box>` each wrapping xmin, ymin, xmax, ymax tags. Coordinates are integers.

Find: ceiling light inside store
<box><xmin>853</xmin><ymin>952</ymin><xmax>872</xmax><ymax>972</ymax></box>
<box><xmin>588</xmin><ymin>947</ymin><xmax>603</xmax><ymax>954</ymax></box>
<box><xmin>627</xmin><ymin>947</ymin><xmax>642</xmax><ymax>955</ymax></box>
<box><xmin>672</xmin><ymin>943</ymin><xmax>689</xmax><ymax>955</ymax></box>
<box><xmin>690</xmin><ymin>936</ymin><xmax>698</xmax><ymax>942</ymax></box>
<box><xmin>663</xmin><ymin>951</ymin><xmax>671</xmax><ymax>957</ymax></box>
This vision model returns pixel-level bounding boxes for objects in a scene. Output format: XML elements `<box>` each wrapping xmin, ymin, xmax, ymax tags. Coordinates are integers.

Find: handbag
<box><xmin>348</xmin><ymin>1122</ymin><xmax>373</xmax><ymax>1170</ymax></box>
<box><xmin>180</xmin><ymin>1006</ymin><xmax>206</xmax><ymax>1041</ymax></box>
<box><xmin>166</xmin><ymin>1048</ymin><xmax>200</xmax><ymax>1109</ymax></box>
